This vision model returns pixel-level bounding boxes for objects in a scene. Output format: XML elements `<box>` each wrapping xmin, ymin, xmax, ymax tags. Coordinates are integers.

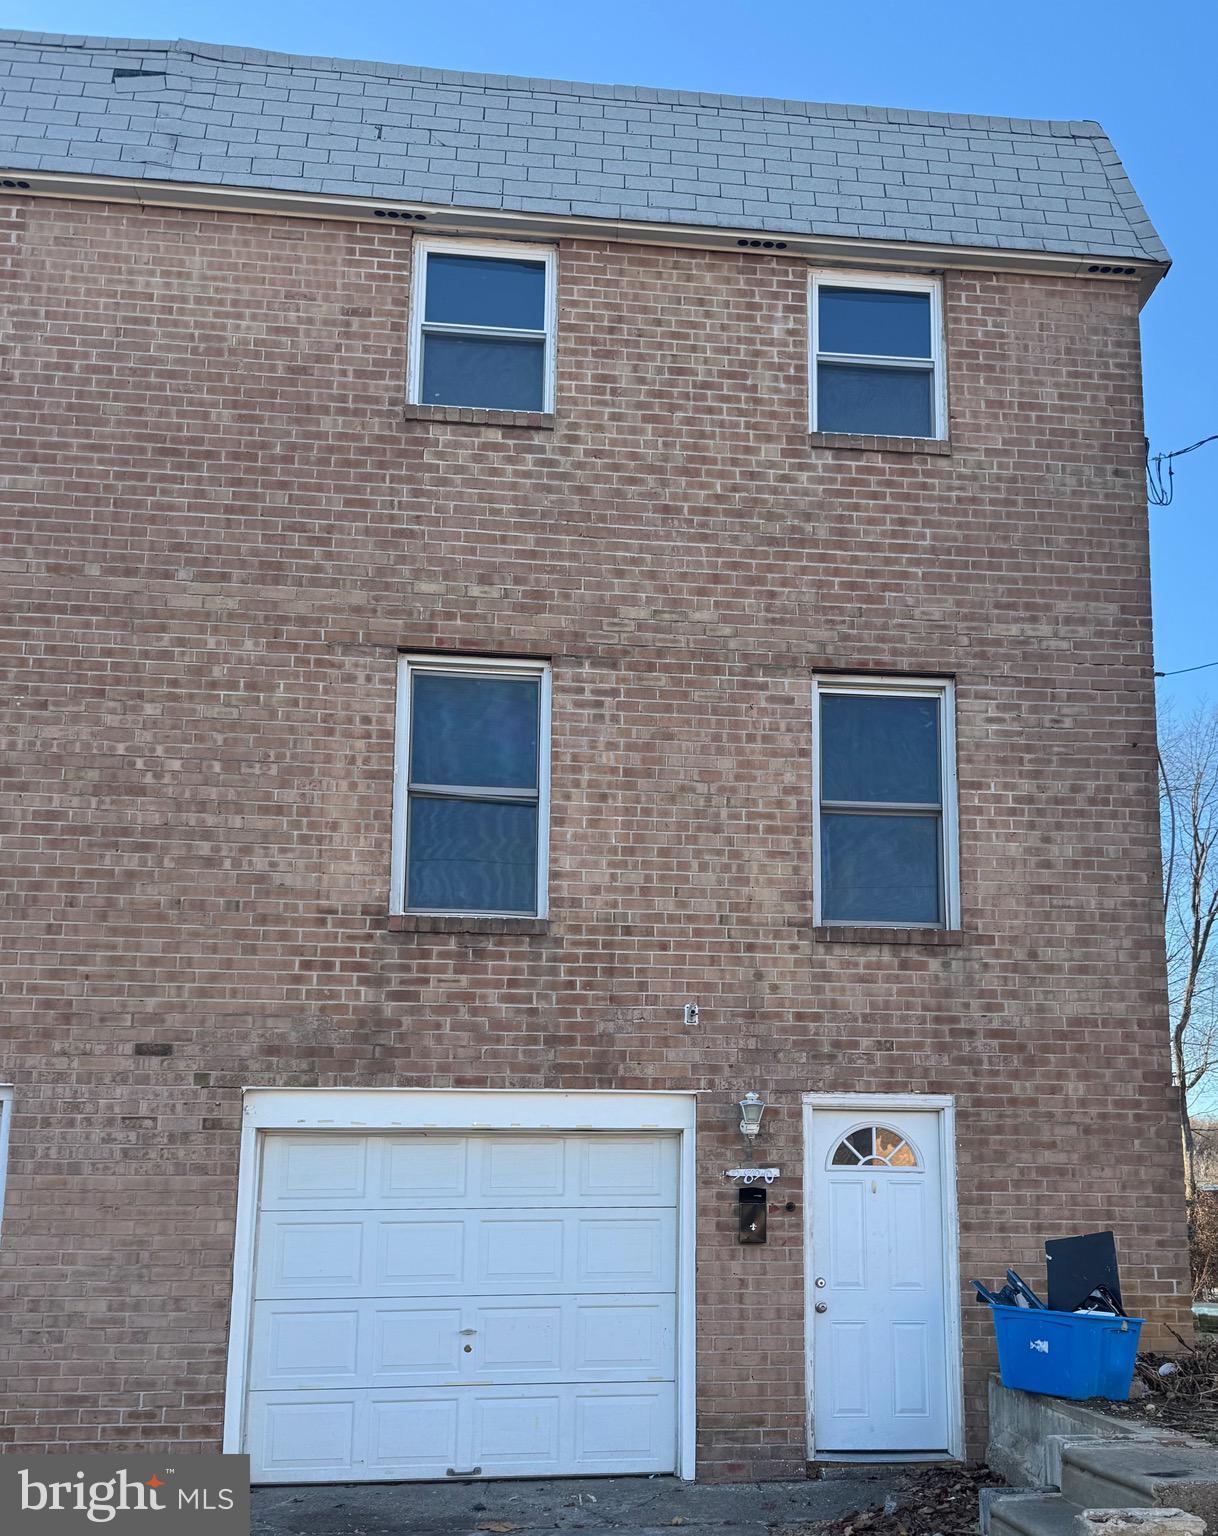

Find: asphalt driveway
<box><xmin>251</xmin><ymin>1470</ymin><xmax>901</xmax><ymax>1536</ymax></box>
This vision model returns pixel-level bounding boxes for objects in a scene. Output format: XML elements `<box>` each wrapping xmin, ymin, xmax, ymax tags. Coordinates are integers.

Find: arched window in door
<box><xmin>828</xmin><ymin>1124</ymin><xmax>919</xmax><ymax>1169</ymax></box>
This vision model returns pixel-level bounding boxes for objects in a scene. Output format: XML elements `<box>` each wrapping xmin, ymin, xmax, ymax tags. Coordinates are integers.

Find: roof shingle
<box><xmin>0</xmin><ymin>30</ymin><xmax>1169</xmax><ymax>264</ymax></box>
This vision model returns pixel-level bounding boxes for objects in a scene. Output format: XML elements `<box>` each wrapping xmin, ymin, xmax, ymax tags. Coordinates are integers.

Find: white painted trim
<box><xmin>804</xmin><ymin>1091</ymin><xmax>955</xmax><ymax>1110</ymax></box>
<box><xmin>0</xmin><ymin>1086</ymin><xmax>12</xmax><ymax>1243</ymax></box>
<box><xmin>802</xmin><ymin>1092</ymin><xmax>963</xmax><ymax>1462</ymax></box>
<box><xmin>390</xmin><ymin>653</ymin><xmax>552</xmax><ymax>918</ymax></box>
<box><xmin>240</xmin><ymin>1087</ymin><xmax>698</xmax><ymax>1129</ymax></box>
<box><xmin>809</xmin><ymin>268</ymin><xmax>947</xmax><ymax>439</ymax></box>
<box><xmin>407</xmin><ymin>235</ymin><xmax>557</xmax><ymax>411</ymax></box>
<box><xmin>675</xmin><ymin>1112</ymin><xmax>697</xmax><ymax>1480</ymax></box>
<box><xmin>538</xmin><ymin>665</ymin><xmax>553</xmax><ymax>916</ymax></box>
<box><xmin>811</xmin><ymin>674</ymin><xmax>960</xmax><ymax>929</ymax></box>
<box><xmin>223</xmin><ymin>1088</ymin><xmax>698</xmax><ymax>1481</ymax></box>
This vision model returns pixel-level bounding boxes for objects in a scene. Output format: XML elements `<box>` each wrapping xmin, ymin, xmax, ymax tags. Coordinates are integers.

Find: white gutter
<box><xmin>0</xmin><ymin>168</ymin><xmax>1169</xmax><ymax>305</ymax></box>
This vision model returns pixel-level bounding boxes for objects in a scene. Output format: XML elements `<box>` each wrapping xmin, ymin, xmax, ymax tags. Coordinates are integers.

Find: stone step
<box><xmin>1060</xmin><ymin>1440</ymin><xmax>1218</xmax><ymax>1523</ymax></box>
<box><xmin>988</xmin><ymin>1490</ymin><xmax>1088</xmax><ymax>1536</ymax></box>
<box><xmin>988</xmin><ymin>1490</ymin><xmax>1211</xmax><ymax>1536</ymax></box>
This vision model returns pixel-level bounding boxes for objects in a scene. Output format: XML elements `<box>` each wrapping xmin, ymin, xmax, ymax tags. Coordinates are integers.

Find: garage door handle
<box><xmin>459</xmin><ymin>1328</ymin><xmax>477</xmax><ymax>1335</ymax></box>
<box><xmin>447</xmin><ymin>1467</ymin><xmax>481</xmax><ymax>1478</ymax></box>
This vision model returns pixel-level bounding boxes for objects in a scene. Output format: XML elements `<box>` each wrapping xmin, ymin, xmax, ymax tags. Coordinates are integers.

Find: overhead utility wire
<box><xmin>1155</xmin><ymin>659</ymin><xmax>1218</xmax><ymax>680</ymax></box>
<box><xmin>1147</xmin><ymin>432</ymin><xmax>1218</xmax><ymax>507</ymax></box>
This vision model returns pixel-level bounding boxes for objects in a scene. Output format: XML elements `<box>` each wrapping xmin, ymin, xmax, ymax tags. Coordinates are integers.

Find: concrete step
<box><xmin>1060</xmin><ymin>1441</ymin><xmax>1218</xmax><ymax>1524</ymax></box>
<box><xmin>988</xmin><ymin>1490</ymin><xmax>1087</xmax><ymax>1536</ymax></box>
<box><xmin>987</xmin><ymin>1376</ymin><xmax>1163</xmax><ymax>1490</ymax></box>
<box><xmin>987</xmin><ymin>1490</ymin><xmax>1212</xmax><ymax>1536</ymax></box>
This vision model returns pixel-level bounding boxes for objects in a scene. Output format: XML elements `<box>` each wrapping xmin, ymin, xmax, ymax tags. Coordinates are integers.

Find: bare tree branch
<box><xmin>1160</xmin><ymin>701</ymin><xmax>1218</xmax><ymax>1206</ymax></box>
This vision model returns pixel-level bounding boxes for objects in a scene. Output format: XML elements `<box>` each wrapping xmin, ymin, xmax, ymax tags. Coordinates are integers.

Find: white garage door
<box><xmin>246</xmin><ymin>1132</ymin><xmax>680</xmax><ymax>1482</ymax></box>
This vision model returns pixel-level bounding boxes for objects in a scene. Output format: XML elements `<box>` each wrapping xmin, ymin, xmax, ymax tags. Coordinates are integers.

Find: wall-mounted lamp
<box><xmin>738</xmin><ymin>1091</ymin><xmax>767</xmax><ymax>1140</ymax></box>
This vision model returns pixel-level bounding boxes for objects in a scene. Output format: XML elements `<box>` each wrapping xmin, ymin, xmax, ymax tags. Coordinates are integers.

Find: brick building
<box><xmin>0</xmin><ymin>31</ymin><xmax>1191</xmax><ymax>1484</ymax></box>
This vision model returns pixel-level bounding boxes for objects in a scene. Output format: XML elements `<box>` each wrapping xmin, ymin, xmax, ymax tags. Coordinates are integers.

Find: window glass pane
<box><xmin>821</xmin><ymin>812</ymin><xmax>942</xmax><ymax>925</ymax></box>
<box><xmin>874</xmin><ymin>1126</ymin><xmax>904</xmax><ymax>1159</ymax></box>
<box><xmin>407</xmin><ymin>797</ymin><xmax>538</xmax><ymax>913</ymax></box>
<box><xmin>821</xmin><ymin>694</ymin><xmax>941</xmax><ymax>805</ymax></box>
<box><xmin>410</xmin><ymin>673</ymin><xmax>539</xmax><ymax>790</ymax></box>
<box><xmin>424</xmin><ymin>253</ymin><xmax>547</xmax><ymax>330</ymax></box>
<box><xmin>422</xmin><ymin>333</ymin><xmax>546</xmax><ymax>411</ymax></box>
<box><xmin>818</xmin><ymin>287</ymin><xmax>932</xmax><ymax>358</ymax></box>
<box><xmin>817</xmin><ymin>362</ymin><xmax>933</xmax><ymax>437</ymax></box>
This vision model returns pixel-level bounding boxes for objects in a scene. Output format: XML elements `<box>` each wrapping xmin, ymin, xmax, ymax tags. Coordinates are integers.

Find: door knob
<box><xmin>815</xmin><ymin>1301</ymin><xmax>828</xmax><ymax>1313</ymax></box>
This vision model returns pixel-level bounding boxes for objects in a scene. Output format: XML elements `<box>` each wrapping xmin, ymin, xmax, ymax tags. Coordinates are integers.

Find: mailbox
<box><xmin>738</xmin><ymin>1187</ymin><xmax>767</xmax><ymax>1244</ymax></box>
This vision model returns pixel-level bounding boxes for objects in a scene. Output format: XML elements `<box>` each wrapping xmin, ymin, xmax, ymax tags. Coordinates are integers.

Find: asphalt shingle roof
<box><xmin>0</xmin><ymin>30</ymin><xmax>1168</xmax><ymax>264</ymax></box>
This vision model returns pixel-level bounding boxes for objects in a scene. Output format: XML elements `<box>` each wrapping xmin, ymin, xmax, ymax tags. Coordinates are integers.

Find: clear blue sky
<box><xmin>12</xmin><ymin>0</ymin><xmax>1217</xmax><ymax>716</ymax></box>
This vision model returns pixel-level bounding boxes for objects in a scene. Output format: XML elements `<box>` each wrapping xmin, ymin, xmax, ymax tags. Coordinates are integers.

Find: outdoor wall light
<box><xmin>737</xmin><ymin>1091</ymin><xmax>767</xmax><ymax>1140</ymax></box>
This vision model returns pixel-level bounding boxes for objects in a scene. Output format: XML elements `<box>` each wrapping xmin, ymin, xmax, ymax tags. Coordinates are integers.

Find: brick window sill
<box><xmin>808</xmin><ymin>430</ymin><xmax>951</xmax><ymax>456</ymax></box>
<box><xmin>812</xmin><ymin>924</ymin><xmax>965</xmax><ymax>947</ymax></box>
<box><xmin>402</xmin><ymin>403</ymin><xmax>556</xmax><ymax>430</ymax></box>
<box><xmin>387</xmin><ymin>914</ymin><xmax>550</xmax><ymax>936</ymax></box>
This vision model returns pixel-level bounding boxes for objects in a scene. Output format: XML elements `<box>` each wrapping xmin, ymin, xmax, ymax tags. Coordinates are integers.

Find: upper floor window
<box><xmin>408</xmin><ymin>239</ymin><xmax>556</xmax><ymax>413</ymax></box>
<box><xmin>391</xmin><ymin>656</ymin><xmax>551</xmax><ymax>917</ymax></box>
<box><xmin>810</xmin><ymin>272</ymin><xmax>945</xmax><ymax>439</ymax></box>
<box><xmin>813</xmin><ymin>677</ymin><xmax>959</xmax><ymax>928</ymax></box>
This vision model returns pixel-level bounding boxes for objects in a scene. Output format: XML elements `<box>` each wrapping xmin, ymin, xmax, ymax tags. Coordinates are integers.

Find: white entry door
<box><xmin>808</xmin><ymin>1106</ymin><xmax>952</xmax><ymax>1454</ymax></box>
<box><xmin>245</xmin><ymin>1132</ymin><xmax>679</xmax><ymax>1482</ymax></box>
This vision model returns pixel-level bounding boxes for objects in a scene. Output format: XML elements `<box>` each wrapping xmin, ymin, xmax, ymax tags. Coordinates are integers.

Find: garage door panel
<box><xmin>478</xmin><ymin>1217</ymin><xmax>565</xmax><ymax>1287</ymax></box>
<box><xmin>578</xmin><ymin>1214</ymin><xmax>675</xmax><ymax>1287</ymax></box>
<box><xmin>252</xmin><ymin>1294</ymin><xmax>675</xmax><ymax>1388</ymax></box>
<box><xmin>578</xmin><ymin>1137</ymin><xmax>678</xmax><ymax>1200</ymax></box>
<box><xmin>248</xmin><ymin>1396</ymin><xmax>362</xmax><ymax>1480</ymax></box>
<box><xmin>251</xmin><ymin>1306</ymin><xmax>362</xmax><ymax>1388</ymax></box>
<box><xmin>477</xmin><ymin>1303</ymin><xmax>563</xmax><ymax>1373</ymax></box>
<box><xmin>249</xmin><ymin>1382</ymin><xmax>675</xmax><ymax>1482</ymax></box>
<box><xmin>261</xmin><ymin>1137</ymin><xmax>370</xmax><ymax>1206</ymax></box>
<box><xmin>574</xmin><ymin>1299</ymin><xmax>674</xmax><ymax>1374</ymax></box>
<box><xmin>374</xmin><ymin>1306</ymin><xmax>464</xmax><ymax>1378</ymax></box>
<box><xmin>474</xmin><ymin>1392</ymin><xmax>562</xmax><ymax>1468</ymax></box>
<box><xmin>378</xmin><ymin>1220</ymin><xmax>466</xmax><ymax>1289</ymax></box>
<box><xmin>471</xmin><ymin>1384</ymin><xmax>675</xmax><ymax>1476</ymax></box>
<box><xmin>481</xmin><ymin>1137</ymin><xmax>567</xmax><ymax>1199</ymax></box>
<box><xmin>467</xmin><ymin>1294</ymin><xmax>674</xmax><ymax>1383</ymax></box>
<box><xmin>470</xmin><ymin>1211</ymin><xmax>676</xmax><ymax>1294</ymax></box>
<box><xmin>258</xmin><ymin>1209</ymin><xmax>675</xmax><ymax>1300</ymax></box>
<box><xmin>368</xmin><ymin>1395</ymin><xmax>462</xmax><ymax>1477</ymax></box>
<box><xmin>572</xmin><ymin>1387</ymin><xmax>676</xmax><ymax>1471</ymax></box>
<box><xmin>260</xmin><ymin>1134</ymin><xmax>676</xmax><ymax>1212</ymax></box>
<box><xmin>381</xmin><ymin>1137</ymin><xmax>469</xmax><ymax>1201</ymax></box>
<box><xmin>259</xmin><ymin>1220</ymin><xmax>364</xmax><ymax>1293</ymax></box>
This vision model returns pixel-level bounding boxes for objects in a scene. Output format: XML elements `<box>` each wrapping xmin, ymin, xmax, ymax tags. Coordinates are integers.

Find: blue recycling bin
<box><xmin>990</xmin><ymin>1305</ymin><xmax>1143</xmax><ymax>1401</ymax></box>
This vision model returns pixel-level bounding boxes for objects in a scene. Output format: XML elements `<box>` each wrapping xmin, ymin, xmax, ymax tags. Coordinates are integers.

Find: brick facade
<box><xmin>0</xmin><ymin>194</ymin><xmax>1191</xmax><ymax>1476</ymax></box>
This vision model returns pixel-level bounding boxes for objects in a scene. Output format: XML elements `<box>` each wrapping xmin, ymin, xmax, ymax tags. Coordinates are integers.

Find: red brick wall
<box><xmin>0</xmin><ymin>195</ymin><xmax>1190</xmax><ymax>1476</ymax></box>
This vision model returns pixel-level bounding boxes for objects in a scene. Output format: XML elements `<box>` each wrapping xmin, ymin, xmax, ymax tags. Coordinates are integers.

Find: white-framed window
<box><xmin>391</xmin><ymin>655</ymin><xmax>552</xmax><ymax>917</ymax></box>
<box><xmin>407</xmin><ymin>237</ymin><xmax>557</xmax><ymax>413</ymax></box>
<box><xmin>809</xmin><ymin>270</ymin><xmax>946</xmax><ymax>439</ymax></box>
<box><xmin>812</xmin><ymin>676</ymin><xmax>959</xmax><ymax>928</ymax></box>
<box><xmin>0</xmin><ymin>1086</ymin><xmax>12</xmax><ymax>1242</ymax></box>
